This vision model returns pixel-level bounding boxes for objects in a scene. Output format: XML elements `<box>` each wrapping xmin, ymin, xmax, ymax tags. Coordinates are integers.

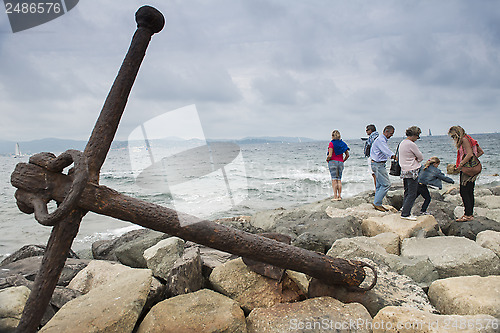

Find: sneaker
<box><xmin>401</xmin><ymin>215</ymin><xmax>417</xmax><ymax>221</ymax></box>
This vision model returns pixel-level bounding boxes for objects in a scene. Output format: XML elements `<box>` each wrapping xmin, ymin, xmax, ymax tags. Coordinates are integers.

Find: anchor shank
<box><xmin>84</xmin><ymin>10</ymin><xmax>164</xmax><ymax>182</ymax></box>
<box><xmin>15</xmin><ymin>210</ymin><xmax>85</xmax><ymax>333</ymax></box>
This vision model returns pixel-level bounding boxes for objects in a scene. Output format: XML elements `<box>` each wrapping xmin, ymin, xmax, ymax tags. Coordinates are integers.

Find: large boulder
<box><xmin>68</xmin><ymin>260</ymin><xmax>143</xmax><ymax>294</ymax></box>
<box><xmin>209</xmin><ymin>258</ymin><xmax>305</xmax><ymax>313</ymax></box>
<box><xmin>362</xmin><ymin>214</ymin><xmax>440</xmax><ymax>240</ymax></box>
<box><xmin>67</xmin><ymin>260</ymin><xmax>165</xmax><ymax>320</ymax></box>
<box><xmin>308</xmin><ymin>259</ymin><xmax>437</xmax><ymax>317</ymax></box>
<box><xmin>196</xmin><ymin>244</ymin><xmax>238</xmax><ymax>278</ymax></box>
<box><xmin>163</xmin><ymin>245</ymin><xmax>203</xmax><ymax>297</ymax></box>
<box><xmin>373</xmin><ymin>306</ymin><xmax>498</xmax><ymax>333</ymax></box>
<box><xmin>250</xmin><ymin>202</ymin><xmax>364</xmax><ymax>252</ymax></box>
<box><xmin>0</xmin><ymin>286</ymin><xmax>30</xmax><ymax>332</ymax></box>
<box><xmin>0</xmin><ymin>244</ymin><xmax>78</xmax><ymax>266</ymax></box>
<box><xmin>371</xmin><ymin>232</ymin><xmax>400</xmax><ymax>255</ymax></box>
<box><xmin>428</xmin><ymin>276</ymin><xmax>500</xmax><ymax>318</ymax></box>
<box><xmin>325</xmin><ymin>202</ymin><xmax>394</xmax><ymax>220</ymax></box>
<box><xmin>476</xmin><ymin>230</ymin><xmax>500</xmax><ymax>257</ymax></box>
<box><xmin>136</xmin><ymin>289</ymin><xmax>246</xmax><ymax>333</ymax></box>
<box><xmin>421</xmin><ymin>200</ymin><xmax>457</xmax><ymax>233</ymax></box>
<box><xmin>401</xmin><ymin>236</ymin><xmax>500</xmax><ymax>278</ymax></box>
<box><xmin>447</xmin><ymin>214</ymin><xmax>500</xmax><ymax>240</ymax></box>
<box><xmin>476</xmin><ymin>195</ymin><xmax>500</xmax><ymax>209</ymax></box>
<box><xmin>40</xmin><ymin>268</ymin><xmax>152</xmax><ymax>333</ymax></box>
<box><xmin>327</xmin><ymin>237</ymin><xmax>438</xmax><ymax>288</ymax></box>
<box><xmin>92</xmin><ymin>229</ymin><xmax>169</xmax><ymax>267</ymax></box>
<box><xmin>0</xmin><ymin>274</ymin><xmax>80</xmax><ymax>324</ymax></box>
<box><xmin>143</xmin><ymin>237</ymin><xmax>185</xmax><ymax>280</ymax></box>
<box><xmin>0</xmin><ymin>256</ymin><xmax>89</xmax><ymax>287</ymax></box>
<box><xmin>247</xmin><ymin>297</ymin><xmax>372</xmax><ymax>333</ymax></box>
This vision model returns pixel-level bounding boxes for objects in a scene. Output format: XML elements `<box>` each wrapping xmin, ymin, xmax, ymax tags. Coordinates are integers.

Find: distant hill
<box><xmin>0</xmin><ymin>136</ymin><xmax>319</xmax><ymax>155</ymax></box>
<box><xmin>0</xmin><ymin>138</ymin><xmax>98</xmax><ymax>155</ymax></box>
<box><xmin>235</xmin><ymin>136</ymin><xmax>318</xmax><ymax>144</ymax></box>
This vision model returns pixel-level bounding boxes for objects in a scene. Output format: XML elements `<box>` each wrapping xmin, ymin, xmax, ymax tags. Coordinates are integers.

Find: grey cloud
<box><xmin>134</xmin><ymin>63</ymin><xmax>242</xmax><ymax>103</ymax></box>
<box><xmin>376</xmin><ymin>34</ymin><xmax>500</xmax><ymax>89</ymax></box>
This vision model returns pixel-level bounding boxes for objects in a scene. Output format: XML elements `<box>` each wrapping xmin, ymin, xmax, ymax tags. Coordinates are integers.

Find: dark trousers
<box><xmin>401</xmin><ymin>177</ymin><xmax>419</xmax><ymax>217</ymax></box>
<box><xmin>460</xmin><ymin>181</ymin><xmax>475</xmax><ymax>216</ymax></box>
<box><xmin>417</xmin><ymin>184</ymin><xmax>431</xmax><ymax>212</ymax></box>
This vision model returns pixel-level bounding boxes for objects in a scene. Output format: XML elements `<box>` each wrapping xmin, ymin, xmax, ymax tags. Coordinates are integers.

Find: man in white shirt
<box><xmin>370</xmin><ymin>125</ymin><xmax>396</xmax><ymax>211</ymax></box>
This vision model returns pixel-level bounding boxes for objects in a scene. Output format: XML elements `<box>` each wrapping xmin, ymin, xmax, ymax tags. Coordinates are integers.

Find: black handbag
<box><xmin>389</xmin><ymin>143</ymin><xmax>401</xmax><ymax>176</ymax></box>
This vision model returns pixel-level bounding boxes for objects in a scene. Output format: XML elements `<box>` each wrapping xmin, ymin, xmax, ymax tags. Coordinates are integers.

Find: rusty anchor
<box><xmin>11</xmin><ymin>6</ymin><xmax>376</xmax><ymax>332</ymax></box>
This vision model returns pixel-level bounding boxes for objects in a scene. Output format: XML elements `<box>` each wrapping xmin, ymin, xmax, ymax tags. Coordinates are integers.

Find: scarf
<box><xmin>456</xmin><ymin>135</ymin><xmax>478</xmax><ymax>167</ymax></box>
<box><xmin>331</xmin><ymin>139</ymin><xmax>349</xmax><ymax>156</ymax></box>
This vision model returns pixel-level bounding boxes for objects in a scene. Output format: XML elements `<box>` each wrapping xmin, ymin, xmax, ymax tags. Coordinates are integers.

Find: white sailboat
<box><xmin>14</xmin><ymin>143</ymin><xmax>22</xmax><ymax>158</ymax></box>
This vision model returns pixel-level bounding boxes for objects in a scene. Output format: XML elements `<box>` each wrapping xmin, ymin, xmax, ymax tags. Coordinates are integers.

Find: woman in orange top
<box><xmin>448</xmin><ymin>126</ymin><xmax>484</xmax><ymax>222</ymax></box>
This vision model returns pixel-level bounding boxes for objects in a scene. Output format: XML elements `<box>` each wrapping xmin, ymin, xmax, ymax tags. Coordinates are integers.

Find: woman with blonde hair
<box><xmin>448</xmin><ymin>126</ymin><xmax>484</xmax><ymax>222</ymax></box>
<box><xmin>416</xmin><ymin>157</ymin><xmax>454</xmax><ymax>214</ymax></box>
<box><xmin>326</xmin><ymin>130</ymin><xmax>350</xmax><ymax>201</ymax></box>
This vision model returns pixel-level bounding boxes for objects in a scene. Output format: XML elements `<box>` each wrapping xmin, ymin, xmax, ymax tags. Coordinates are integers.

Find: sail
<box><xmin>15</xmin><ymin>143</ymin><xmax>21</xmax><ymax>157</ymax></box>
<box><xmin>428</xmin><ymin>129</ymin><xmax>432</xmax><ymax>136</ymax></box>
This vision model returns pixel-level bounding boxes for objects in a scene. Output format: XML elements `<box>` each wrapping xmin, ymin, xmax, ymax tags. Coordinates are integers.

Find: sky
<box><xmin>1</xmin><ymin>0</ymin><xmax>499</xmax><ymax>142</ymax></box>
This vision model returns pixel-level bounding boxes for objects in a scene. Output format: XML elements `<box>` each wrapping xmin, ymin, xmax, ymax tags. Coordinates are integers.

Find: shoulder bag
<box><xmin>461</xmin><ymin>154</ymin><xmax>482</xmax><ymax>177</ymax></box>
<box><xmin>389</xmin><ymin>143</ymin><xmax>401</xmax><ymax>176</ymax></box>
<box><xmin>460</xmin><ymin>136</ymin><xmax>482</xmax><ymax>177</ymax></box>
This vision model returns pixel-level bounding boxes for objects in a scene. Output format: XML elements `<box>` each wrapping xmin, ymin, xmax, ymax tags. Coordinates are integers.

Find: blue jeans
<box><xmin>372</xmin><ymin>161</ymin><xmax>391</xmax><ymax>206</ymax></box>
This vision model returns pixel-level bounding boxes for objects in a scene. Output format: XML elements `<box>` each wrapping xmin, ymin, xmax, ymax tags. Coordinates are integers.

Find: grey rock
<box><xmin>164</xmin><ymin>246</ymin><xmax>203</xmax><ymax>297</ymax></box>
<box><xmin>0</xmin><ymin>256</ymin><xmax>89</xmax><ymax>287</ymax></box>
<box><xmin>143</xmin><ymin>237</ymin><xmax>185</xmax><ymax>280</ymax></box>
<box><xmin>476</xmin><ymin>230</ymin><xmax>500</xmax><ymax>257</ymax></box>
<box><xmin>446</xmin><ymin>216</ymin><xmax>500</xmax><ymax>240</ymax></box>
<box><xmin>196</xmin><ymin>245</ymin><xmax>238</xmax><ymax>279</ymax></box>
<box><xmin>292</xmin><ymin>232</ymin><xmax>325</xmax><ymax>253</ymax></box>
<box><xmin>401</xmin><ymin>236</ymin><xmax>500</xmax><ymax>278</ymax></box>
<box><xmin>92</xmin><ymin>228</ymin><xmax>169</xmax><ymax>265</ymax></box>
<box><xmin>114</xmin><ymin>230</ymin><xmax>170</xmax><ymax>268</ymax></box>
<box><xmin>327</xmin><ymin>236</ymin><xmax>439</xmax><ymax>288</ymax></box>
<box><xmin>1</xmin><ymin>244</ymin><xmax>78</xmax><ymax>266</ymax></box>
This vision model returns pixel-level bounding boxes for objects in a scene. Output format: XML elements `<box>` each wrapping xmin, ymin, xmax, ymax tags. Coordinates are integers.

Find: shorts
<box><xmin>328</xmin><ymin>160</ymin><xmax>344</xmax><ymax>180</ymax></box>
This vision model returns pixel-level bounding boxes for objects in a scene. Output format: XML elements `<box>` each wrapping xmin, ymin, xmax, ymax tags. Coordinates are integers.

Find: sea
<box><xmin>1</xmin><ymin>133</ymin><xmax>499</xmax><ymax>261</ymax></box>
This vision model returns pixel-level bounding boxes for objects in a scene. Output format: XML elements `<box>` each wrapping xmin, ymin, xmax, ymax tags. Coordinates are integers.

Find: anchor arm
<box><xmin>12</xmin><ymin>162</ymin><xmax>376</xmax><ymax>290</ymax></box>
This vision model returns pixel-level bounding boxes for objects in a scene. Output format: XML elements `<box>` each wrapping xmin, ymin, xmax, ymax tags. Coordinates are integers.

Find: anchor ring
<box><xmin>29</xmin><ymin>150</ymin><xmax>89</xmax><ymax>226</ymax></box>
<box><xmin>348</xmin><ymin>260</ymin><xmax>378</xmax><ymax>292</ymax></box>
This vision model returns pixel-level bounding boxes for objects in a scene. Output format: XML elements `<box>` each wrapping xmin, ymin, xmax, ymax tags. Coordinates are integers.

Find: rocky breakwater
<box><xmin>1</xmin><ymin>184</ymin><xmax>499</xmax><ymax>332</ymax></box>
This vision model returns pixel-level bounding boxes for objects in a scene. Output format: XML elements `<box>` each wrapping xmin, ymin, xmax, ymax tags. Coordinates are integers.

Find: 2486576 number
<box><xmin>5</xmin><ymin>2</ymin><xmax>61</xmax><ymax>14</ymax></box>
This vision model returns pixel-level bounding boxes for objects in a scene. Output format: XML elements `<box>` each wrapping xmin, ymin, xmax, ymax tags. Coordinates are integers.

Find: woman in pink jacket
<box><xmin>398</xmin><ymin>126</ymin><xmax>424</xmax><ymax>220</ymax></box>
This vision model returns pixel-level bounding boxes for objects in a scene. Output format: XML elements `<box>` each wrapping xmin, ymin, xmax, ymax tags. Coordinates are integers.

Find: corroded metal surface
<box><xmin>11</xmin><ymin>6</ymin><xmax>376</xmax><ymax>332</ymax></box>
